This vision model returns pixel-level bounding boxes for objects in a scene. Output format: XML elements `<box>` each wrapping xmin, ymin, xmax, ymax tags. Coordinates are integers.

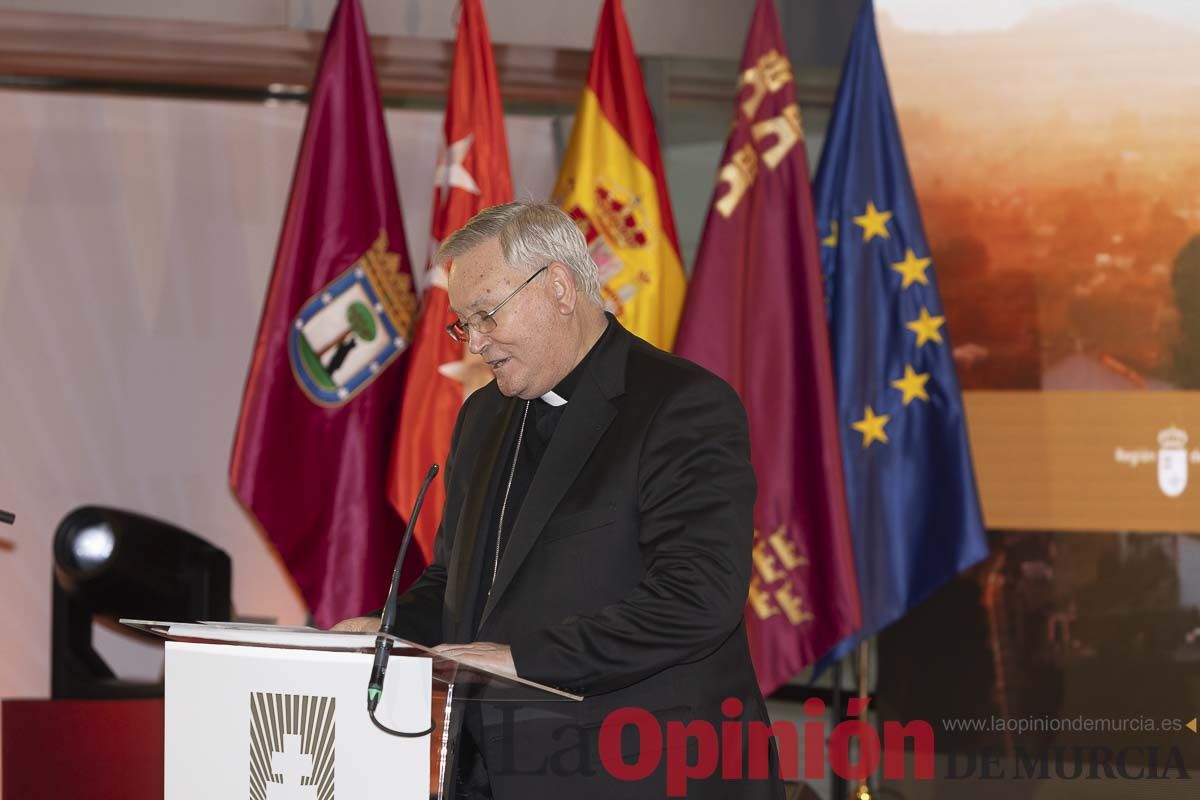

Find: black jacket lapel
<box><xmin>446</xmin><ymin>394</ymin><xmax>518</xmax><ymax>642</ymax></box>
<box><xmin>478</xmin><ymin>323</ymin><xmax>630</xmax><ymax>628</ymax></box>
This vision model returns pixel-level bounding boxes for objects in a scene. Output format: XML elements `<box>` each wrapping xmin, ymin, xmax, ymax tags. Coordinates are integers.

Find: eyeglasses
<box><xmin>445</xmin><ymin>266</ymin><xmax>548</xmax><ymax>344</ymax></box>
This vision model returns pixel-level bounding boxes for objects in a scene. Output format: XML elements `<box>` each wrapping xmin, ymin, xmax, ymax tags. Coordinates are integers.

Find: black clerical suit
<box><xmin>389</xmin><ymin>316</ymin><xmax>783</xmax><ymax>799</ymax></box>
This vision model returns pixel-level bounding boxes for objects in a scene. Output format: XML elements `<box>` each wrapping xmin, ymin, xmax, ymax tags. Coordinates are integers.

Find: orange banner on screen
<box><xmin>966</xmin><ymin>391</ymin><xmax>1200</xmax><ymax>532</ymax></box>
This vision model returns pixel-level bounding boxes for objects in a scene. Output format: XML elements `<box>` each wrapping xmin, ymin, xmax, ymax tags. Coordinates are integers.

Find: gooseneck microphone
<box><xmin>365</xmin><ymin>464</ymin><xmax>438</xmax><ymax>737</ymax></box>
<box><xmin>0</xmin><ymin>509</ymin><xmax>14</xmax><ymax>525</ymax></box>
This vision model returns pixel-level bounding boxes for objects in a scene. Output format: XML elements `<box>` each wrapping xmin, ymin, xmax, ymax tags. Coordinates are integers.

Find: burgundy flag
<box><xmin>674</xmin><ymin>0</ymin><xmax>861</xmax><ymax>694</ymax></box>
<box><xmin>229</xmin><ymin>0</ymin><xmax>417</xmax><ymax>627</ymax></box>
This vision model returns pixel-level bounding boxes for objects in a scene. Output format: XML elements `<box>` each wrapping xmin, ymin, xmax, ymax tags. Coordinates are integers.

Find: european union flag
<box><xmin>812</xmin><ymin>0</ymin><xmax>988</xmax><ymax>668</ymax></box>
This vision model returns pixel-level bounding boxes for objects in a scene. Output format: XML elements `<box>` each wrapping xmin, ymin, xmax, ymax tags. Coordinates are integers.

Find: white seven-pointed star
<box><xmin>439</xmin><ymin>354</ymin><xmax>493</xmax><ymax>401</ymax></box>
<box><xmin>427</xmin><ymin>249</ymin><xmax>449</xmax><ymax>290</ymax></box>
<box><xmin>434</xmin><ymin>134</ymin><xmax>480</xmax><ymax>197</ymax></box>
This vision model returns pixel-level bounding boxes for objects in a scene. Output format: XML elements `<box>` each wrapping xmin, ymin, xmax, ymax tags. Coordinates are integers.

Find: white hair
<box><xmin>436</xmin><ymin>201</ymin><xmax>603</xmax><ymax>305</ymax></box>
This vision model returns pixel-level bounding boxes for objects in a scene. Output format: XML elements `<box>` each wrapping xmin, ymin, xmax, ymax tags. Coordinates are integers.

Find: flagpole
<box><xmin>831</xmin><ymin>660</ymin><xmax>845</xmax><ymax>800</ymax></box>
<box><xmin>854</xmin><ymin>640</ymin><xmax>871</xmax><ymax>800</ymax></box>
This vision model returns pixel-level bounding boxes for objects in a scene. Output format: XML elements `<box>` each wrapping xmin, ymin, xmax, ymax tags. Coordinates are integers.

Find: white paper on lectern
<box><xmin>165</xmin><ymin>640</ymin><xmax>431</xmax><ymax>800</ymax></box>
<box><xmin>171</xmin><ymin>621</ymin><xmax>379</xmax><ymax>650</ymax></box>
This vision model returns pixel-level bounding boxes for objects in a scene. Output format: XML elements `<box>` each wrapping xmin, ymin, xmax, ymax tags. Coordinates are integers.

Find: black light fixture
<box><xmin>51</xmin><ymin>505</ymin><xmax>232</xmax><ymax>699</ymax></box>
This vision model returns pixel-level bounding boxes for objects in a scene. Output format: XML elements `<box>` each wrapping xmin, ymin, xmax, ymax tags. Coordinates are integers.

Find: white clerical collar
<box><xmin>540</xmin><ymin>390</ymin><xmax>568</xmax><ymax>407</ymax></box>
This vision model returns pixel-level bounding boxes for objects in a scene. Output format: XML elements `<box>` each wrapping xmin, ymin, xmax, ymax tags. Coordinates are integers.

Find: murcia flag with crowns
<box><xmin>554</xmin><ymin>0</ymin><xmax>686</xmax><ymax>350</ymax></box>
<box><xmin>230</xmin><ymin>0</ymin><xmax>417</xmax><ymax>628</ymax></box>
<box><xmin>675</xmin><ymin>0</ymin><xmax>861</xmax><ymax>695</ymax></box>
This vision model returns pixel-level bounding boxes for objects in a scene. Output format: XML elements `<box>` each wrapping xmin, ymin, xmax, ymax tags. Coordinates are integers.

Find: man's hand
<box><xmin>432</xmin><ymin>642</ymin><xmax>516</xmax><ymax>677</ymax></box>
<box><xmin>329</xmin><ymin>616</ymin><xmax>380</xmax><ymax>633</ymax></box>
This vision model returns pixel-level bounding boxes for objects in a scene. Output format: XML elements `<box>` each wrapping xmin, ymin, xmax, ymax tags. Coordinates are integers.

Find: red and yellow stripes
<box><xmin>554</xmin><ymin>0</ymin><xmax>686</xmax><ymax>351</ymax></box>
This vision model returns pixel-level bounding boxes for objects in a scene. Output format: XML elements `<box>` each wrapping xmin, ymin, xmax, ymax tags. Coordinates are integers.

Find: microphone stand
<box><xmin>366</xmin><ymin>464</ymin><xmax>438</xmax><ymax>738</ymax></box>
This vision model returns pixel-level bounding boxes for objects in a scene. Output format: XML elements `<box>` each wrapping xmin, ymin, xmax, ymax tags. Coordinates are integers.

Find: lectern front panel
<box><xmin>165</xmin><ymin>641</ymin><xmax>432</xmax><ymax>800</ymax></box>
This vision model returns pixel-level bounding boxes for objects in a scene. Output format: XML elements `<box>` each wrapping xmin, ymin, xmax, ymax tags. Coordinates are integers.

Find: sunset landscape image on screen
<box><xmin>877</xmin><ymin>1</ymin><xmax>1200</xmax><ymax>391</ymax></box>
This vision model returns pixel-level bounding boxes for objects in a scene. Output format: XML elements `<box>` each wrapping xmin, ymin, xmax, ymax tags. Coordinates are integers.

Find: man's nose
<box><xmin>466</xmin><ymin>327</ymin><xmax>489</xmax><ymax>355</ymax></box>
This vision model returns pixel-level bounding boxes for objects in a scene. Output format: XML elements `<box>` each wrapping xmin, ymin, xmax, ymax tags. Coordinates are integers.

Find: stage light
<box><xmin>68</xmin><ymin>522</ymin><xmax>115</xmax><ymax>572</ymax></box>
<box><xmin>51</xmin><ymin>506</ymin><xmax>232</xmax><ymax>699</ymax></box>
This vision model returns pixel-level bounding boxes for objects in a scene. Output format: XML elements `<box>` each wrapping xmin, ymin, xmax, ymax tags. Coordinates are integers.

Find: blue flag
<box><xmin>812</xmin><ymin>0</ymin><xmax>988</xmax><ymax>669</ymax></box>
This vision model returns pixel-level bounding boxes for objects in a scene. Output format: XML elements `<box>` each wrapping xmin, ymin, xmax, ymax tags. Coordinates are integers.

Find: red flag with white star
<box><xmin>386</xmin><ymin>0</ymin><xmax>512</xmax><ymax>566</ymax></box>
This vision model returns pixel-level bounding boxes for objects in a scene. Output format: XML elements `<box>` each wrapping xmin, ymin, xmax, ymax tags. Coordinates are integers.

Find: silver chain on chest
<box><xmin>489</xmin><ymin>399</ymin><xmax>530</xmax><ymax>596</ymax></box>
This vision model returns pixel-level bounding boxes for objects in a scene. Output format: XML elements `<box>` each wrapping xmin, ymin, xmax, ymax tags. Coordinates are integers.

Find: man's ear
<box><xmin>548</xmin><ymin>262</ymin><xmax>577</xmax><ymax>313</ymax></box>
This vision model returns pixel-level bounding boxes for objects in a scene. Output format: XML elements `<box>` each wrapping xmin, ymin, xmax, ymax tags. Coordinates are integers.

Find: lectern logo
<box><xmin>249</xmin><ymin>692</ymin><xmax>335</xmax><ymax>800</ymax></box>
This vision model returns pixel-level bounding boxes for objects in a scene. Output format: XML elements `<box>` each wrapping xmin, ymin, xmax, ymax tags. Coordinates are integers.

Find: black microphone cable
<box><xmin>366</xmin><ymin>464</ymin><xmax>438</xmax><ymax>738</ymax></box>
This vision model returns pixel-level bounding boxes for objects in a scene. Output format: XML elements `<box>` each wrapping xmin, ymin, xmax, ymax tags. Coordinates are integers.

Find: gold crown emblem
<box><xmin>593</xmin><ymin>180</ymin><xmax>650</xmax><ymax>250</ymax></box>
<box><xmin>361</xmin><ymin>229</ymin><xmax>417</xmax><ymax>340</ymax></box>
<box><xmin>1158</xmin><ymin>425</ymin><xmax>1188</xmax><ymax>448</ymax></box>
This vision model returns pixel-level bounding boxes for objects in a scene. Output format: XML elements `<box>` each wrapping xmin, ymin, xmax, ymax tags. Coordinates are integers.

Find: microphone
<box><xmin>0</xmin><ymin>510</ymin><xmax>13</xmax><ymax>525</ymax></box>
<box><xmin>367</xmin><ymin>463</ymin><xmax>438</xmax><ymax>715</ymax></box>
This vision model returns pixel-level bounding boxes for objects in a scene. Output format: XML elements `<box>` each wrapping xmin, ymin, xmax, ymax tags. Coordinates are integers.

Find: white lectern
<box><xmin>122</xmin><ymin>620</ymin><xmax>579</xmax><ymax>800</ymax></box>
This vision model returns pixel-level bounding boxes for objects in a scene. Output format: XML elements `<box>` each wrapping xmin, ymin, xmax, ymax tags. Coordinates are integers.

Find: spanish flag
<box><xmin>554</xmin><ymin>0</ymin><xmax>685</xmax><ymax>350</ymax></box>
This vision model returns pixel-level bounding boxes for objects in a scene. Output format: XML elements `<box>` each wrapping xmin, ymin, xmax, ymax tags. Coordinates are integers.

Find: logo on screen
<box><xmin>1156</xmin><ymin>427</ymin><xmax>1189</xmax><ymax>497</ymax></box>
<box><xmin>249</xmin><ymin>692</ymin><xmax>335</xmax><ymax>800</ymax></box>
<box><xmin>1113</xmin><ymin>426</ymin><xmax>1200</xmax><ymax>498</ymax></box>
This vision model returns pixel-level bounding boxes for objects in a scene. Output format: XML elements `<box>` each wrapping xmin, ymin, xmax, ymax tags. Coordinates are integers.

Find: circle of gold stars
<box><xmin>827</xmin><ymin>200</ymin><xmax>947</xmax><ymax>448</ymax></box>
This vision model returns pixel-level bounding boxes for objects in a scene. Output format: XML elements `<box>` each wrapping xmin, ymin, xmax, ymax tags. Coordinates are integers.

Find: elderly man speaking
<box><xmin>337</xmin><ymin>202</ymin><xmax>783</xmax><ymax>799</ymax></box>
